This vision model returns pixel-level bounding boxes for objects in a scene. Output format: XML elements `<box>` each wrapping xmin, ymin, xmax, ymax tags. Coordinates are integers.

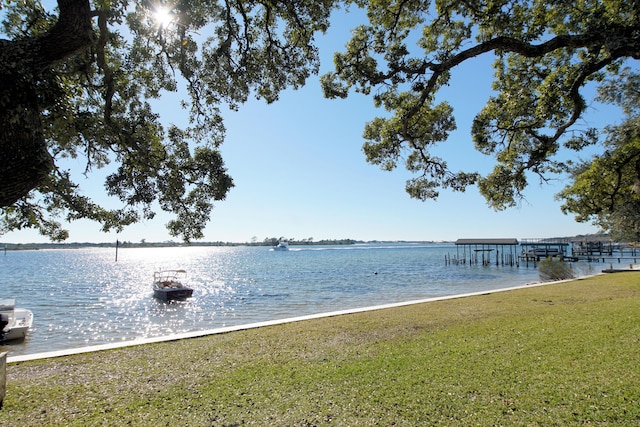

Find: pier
<box><xmin>518</xmin><ymin>238</ymin><xmax>571</xmax><ymax>266</ymax></box>
<box><xmin>449</xmin><ymin>239</ymin><xmax>519</xmax><ymax>266</ymax></box>
<box><xmin>448</xmin><ymin>237</ymin><xmax>640</xmax><ymax>268</ymax></box>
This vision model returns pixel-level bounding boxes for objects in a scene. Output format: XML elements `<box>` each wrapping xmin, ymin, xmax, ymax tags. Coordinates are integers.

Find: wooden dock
<box><xmin>449</xmin><ymin>238</ymin><xmax>639</xmax><ymax>268</ymax></box>
<box><xmin>450</xmin><ymin>239</ymin><xmax>519</xmax><ymax>266</ymax></box>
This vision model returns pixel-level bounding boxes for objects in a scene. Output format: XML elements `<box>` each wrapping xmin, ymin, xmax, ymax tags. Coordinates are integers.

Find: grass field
<box><xmin>1</xmin><ymin>273</ymin><xmax>639</xmax><ymax>426</ymax></box>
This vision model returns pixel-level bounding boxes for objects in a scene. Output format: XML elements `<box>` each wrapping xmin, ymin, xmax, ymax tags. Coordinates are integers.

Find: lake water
<box><xmin>0</xmin><ymin>243</ymin><xmax>545</xmax><ymax>357</ymax></box>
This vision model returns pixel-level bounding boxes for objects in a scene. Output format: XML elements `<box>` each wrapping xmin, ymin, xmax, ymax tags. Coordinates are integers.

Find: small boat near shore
<box><xmin>152</xmin><ymin>270</ymin><xmax>193</xmax><ymax>301</ymax></box>
<box><xmin>272</xmin><ymin>241</ymin><xmax>289</xmax><ymax>251</ymax></box>
<box><xmin>0</xmin><ymin>299</ymin><xmax>33</xmax><ymax>342</ymax></box>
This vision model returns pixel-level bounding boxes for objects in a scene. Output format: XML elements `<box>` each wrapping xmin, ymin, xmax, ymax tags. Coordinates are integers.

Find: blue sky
<box><xmin>2</xmin><ymin>7</ymin><xmax>624</xmax><ymax>244</ymax></box>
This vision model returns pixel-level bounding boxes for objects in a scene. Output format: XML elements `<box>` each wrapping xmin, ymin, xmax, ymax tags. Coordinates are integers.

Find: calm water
<box><xmin>0</xmin><ymin>243</ymin><xmax>544</xmax><ymax>356</ymax></box>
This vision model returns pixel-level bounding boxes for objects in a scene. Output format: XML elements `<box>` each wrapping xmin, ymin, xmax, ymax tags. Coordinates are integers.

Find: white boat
<box><xmin>272</xmin><ymin>241</ymin><xmax>289</xmax><ymax>251</ymax></box>
<box><xmin>0</xmin><ymin>299</ymin><xmax>33</xmax><ymax>342</ymax></box>
<box><xmin>152</xmin><ymin>270</ymin><xmax>193</xmax><ymax>301</ymax></box>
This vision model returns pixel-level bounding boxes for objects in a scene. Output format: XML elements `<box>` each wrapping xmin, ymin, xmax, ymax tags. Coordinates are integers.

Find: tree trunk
<box><xmin>0</xmin><ymin>0</ymin><xmax>95</xmax><ymax>207</ymax></box>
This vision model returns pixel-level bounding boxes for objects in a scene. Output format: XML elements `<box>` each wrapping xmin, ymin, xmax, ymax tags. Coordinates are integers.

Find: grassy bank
<box><xmin>2</xmin><ymin>273</ymin><xmax>640</xmax><ymax>426</ymax></box>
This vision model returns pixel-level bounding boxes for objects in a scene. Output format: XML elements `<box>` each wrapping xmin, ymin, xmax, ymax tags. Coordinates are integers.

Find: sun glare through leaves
<box><xmin>152</xmin><ymin>5</ymin><xmax>175</xmax><ymax>30</ymax></box>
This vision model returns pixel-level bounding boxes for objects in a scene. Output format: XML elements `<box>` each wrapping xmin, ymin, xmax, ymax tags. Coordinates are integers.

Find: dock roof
<box><xmin>455</xmin><ymin>238</ymin><xmax>519</xmax><ymax>245</ymax></box>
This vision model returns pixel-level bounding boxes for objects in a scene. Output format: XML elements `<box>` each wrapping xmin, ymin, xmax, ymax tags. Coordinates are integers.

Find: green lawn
<box><xmin>2</xmin><ymin>273</ymin><xmax>639</xmax><ymax>426</ymax></box>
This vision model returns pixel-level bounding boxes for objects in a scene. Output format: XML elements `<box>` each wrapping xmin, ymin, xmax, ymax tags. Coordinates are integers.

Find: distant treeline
<box><xmin>5</xmin><ymin>236</ymin><xmax>613</xmax><ymax>251</ymax></box>
<box><xmin>259</xmin><ymin>238</ymin><xmax>359</xmax><ymax>246</ymax></box>
<box><xmin>0</xmin><ymin>238</ymin><xmax>364</xmax><ymax>251</ymax></box>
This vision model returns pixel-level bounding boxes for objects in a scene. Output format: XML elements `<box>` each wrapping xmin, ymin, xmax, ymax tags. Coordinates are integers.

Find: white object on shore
<box><xmin>0</xmin><ymin>299</ymin><xmax>33</xmax><ymax>342</ymax></box>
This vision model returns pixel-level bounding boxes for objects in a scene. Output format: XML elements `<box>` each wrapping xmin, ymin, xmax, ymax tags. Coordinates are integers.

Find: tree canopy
<box><xmin>321</xmin><ymin>0</ymin><xmax>640</xmax><ymax>230</ymax></box>
<box><xmin>558</xmin><ymin>67</ymin><xmax>640</xmax><ymax>241</ymax></box>
<box><xmin>1</xmin><ymin>0</ymin><xmax>639</xmax><ymax>242</ymax></box>
<box><xmin>0</xmin><ymin>0</ymin><xmax>335</xmax><ymax>241</ymax></box>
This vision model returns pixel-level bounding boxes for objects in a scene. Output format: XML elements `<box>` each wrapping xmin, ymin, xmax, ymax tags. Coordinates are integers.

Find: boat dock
<box><xmin>449</xmin><ymin>239</ymin><xmax>519</xmax><ymax>266</ymax></box>
<box><xmin>519</xmin><ymin>238</ymin><xmax>572</xmax><ymax>266</ymax></box>
<box><xmin>449</xmin><ymin>238</ymin><xmax>640</xmax><ymax>268</ymax></box>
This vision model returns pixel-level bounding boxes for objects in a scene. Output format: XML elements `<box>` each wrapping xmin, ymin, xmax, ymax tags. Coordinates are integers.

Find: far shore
<box><xmin>1</xmin><ymin>239</ymin><xmax>448</xmax><ymax>251</ymax></box>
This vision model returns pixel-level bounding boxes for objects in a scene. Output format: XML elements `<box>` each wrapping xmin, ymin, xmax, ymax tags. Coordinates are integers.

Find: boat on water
<box><xmin>0</xmin><ymin>299</ymin><xmax>33</xmax><ymax>342</ymax></box>
<box><xmin>272</xmin><ymin>241</ymin><xmax>289</xmax><ymax>251</ymax></box>
<box><xmin>152</xmin><ymin>270</ymin><xmax>193</xmax><ymax>301</ymax></box>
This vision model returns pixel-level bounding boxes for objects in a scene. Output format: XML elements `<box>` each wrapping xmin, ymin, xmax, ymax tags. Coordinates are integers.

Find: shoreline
<box><xmin>3</xmin><ymin>272</ymin><xmax>639</xmax><ymax>425</ymax></box>
<box><xmin>8</xmin><ymin>278</ymin><xmax>569</xmax><ymax>364</ymax></box>
<box><xmin>4</xmin><ymin>243</ymin><xmax>545</xmax><ymax>358</ymax></box>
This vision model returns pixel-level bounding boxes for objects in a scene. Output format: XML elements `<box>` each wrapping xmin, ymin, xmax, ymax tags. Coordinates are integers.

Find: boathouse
<box><xmin>453</xmin><ymin>238</ymin><xmax>519</xmax><ymax>266</ymax></box>
<box><xmin>520</xmin><ymin>238</ymin><xmax>570</xmax><ymax>257</ymax></box>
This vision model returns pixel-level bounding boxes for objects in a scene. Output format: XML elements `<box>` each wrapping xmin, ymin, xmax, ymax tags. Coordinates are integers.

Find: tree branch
<box><xmin>33</xmin><ymin>0</ymin><xmax>95</xmax><ymax>72</ymax></box>
<box><xmin>398</xmin><ymin>29</ymin><xmax>637</xmax><ymax>158</ymax></box>
<box><xmin>95</xmin><ymin>9</ymin><xmax>114</xmax><ymax>122</ymax></box>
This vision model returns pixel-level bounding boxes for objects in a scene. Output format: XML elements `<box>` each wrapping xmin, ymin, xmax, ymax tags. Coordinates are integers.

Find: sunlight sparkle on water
<box><xmin>1</xmin><ymin>244</ymin><xmax>545</xmax><ymax>357</ymax></box>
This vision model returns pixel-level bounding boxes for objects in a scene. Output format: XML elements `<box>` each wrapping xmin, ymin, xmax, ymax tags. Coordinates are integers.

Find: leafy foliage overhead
<box><xmin>0</xmin><ymin>0</ymin><xmax>336</xmax><ymax>241</ymax></box>
<box><xmin>2</xmin><ymin>0</ymin><xmax>640</xmax><ymax>242</ymax></box>
<box><xmin>322</xmin><ymin>0</ymin><xmax>640</xmax><ymax>211</ymax></box>
<box><xmin>558</xmin><ymin>68</ymin><xmax>640</xmax><ymax>241</ymax></box>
